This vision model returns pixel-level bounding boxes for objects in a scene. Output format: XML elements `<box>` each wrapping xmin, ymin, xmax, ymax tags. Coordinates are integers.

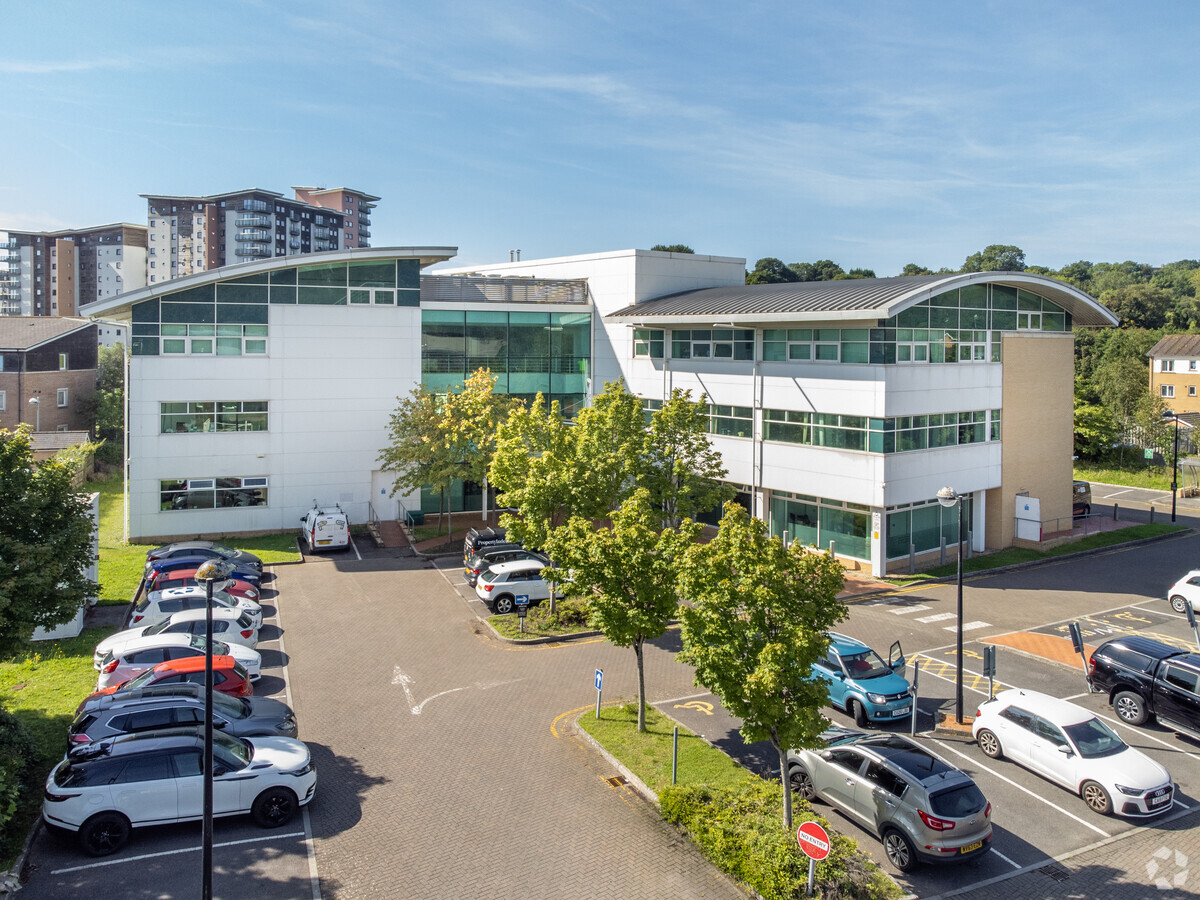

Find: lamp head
<box><xmin>936</xmin><ymin>486</ymin><xmax>959</xmax><ymax>508</ymax></box>
<box><xmin>195</xmin><ymin>559</ymin><xmax>237</xmax><ymax>583</ymax></box>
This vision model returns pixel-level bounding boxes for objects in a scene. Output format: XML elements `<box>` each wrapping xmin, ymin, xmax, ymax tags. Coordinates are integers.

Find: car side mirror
<box><xmin>821</xmin><ymin>750</ymin><xmax>834</xmax><ymax>761</ymax></box>
<box><xmin>213</xmin><ymin>765</ymin><xmax>228</xmax><ymax>777</ymax></box>
<box><xmin>1057</xmin><ymin>745</ymin><xmax>1073</xmax><ymax>756</ymax></box>
<box><xmin>212</xmin><ymin>719</ymin><xmax>227</xmax><ymax>729</ymax></box>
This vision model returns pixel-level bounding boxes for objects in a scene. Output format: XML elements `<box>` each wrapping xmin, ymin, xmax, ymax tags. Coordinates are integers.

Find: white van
<box><xmin>301</xmin><ymin>504</ymin><xmax>350</xmax><ymax>552</ymax></box>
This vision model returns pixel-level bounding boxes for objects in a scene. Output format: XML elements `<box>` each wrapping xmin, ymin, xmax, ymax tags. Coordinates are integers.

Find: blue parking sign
<box><xmin>515</xmin><ymin>594</ymin><xmax>531</xmax><ymax>607</ymax></box>
<box><xmin>595</xmin><ymin>668</ymin><xmax>603</xmax><ymax>691</ymax></box>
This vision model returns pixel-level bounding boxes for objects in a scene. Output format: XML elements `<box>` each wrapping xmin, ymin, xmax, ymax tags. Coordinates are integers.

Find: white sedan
<box><xmin>129</xmin><ymin>586</ymin><xmax>262</xmax><ymax>630</ymax></box>
<box><xmin>973</xmin><ymin>688</ymin><xmax>1173</xmax><ymax>817</ymax></box>
<box><xmin>96</xmin><ymin>634</ymin><xmax>262</xmax><ymax>689</ymax></box>
<box><xmin>1167</xmin><ymin>570</ymin><xmax>1200</xmax><ymax>614</ymax></box>
<box><xmin>94</xmin><ymin>608</ymin><xmax>260</xmax><ymax>667</ymax></box>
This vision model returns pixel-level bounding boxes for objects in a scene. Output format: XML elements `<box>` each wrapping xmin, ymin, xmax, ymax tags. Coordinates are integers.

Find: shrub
<box><xmin>0</xmin><ymin>705</ymin><xmax>38</xmax><ymax>856</ymax></box>
<box><xmin>661</xmin><ymin>780</ymin><xmax>901</xmax><ymax>900</ymax></box>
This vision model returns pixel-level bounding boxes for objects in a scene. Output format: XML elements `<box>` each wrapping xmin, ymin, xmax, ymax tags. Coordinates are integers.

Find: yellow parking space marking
<box><xmin>913</xmin><ymin>654</ymin><xmax>1010</xmax><ymax>694</ymax></box>
<box><xmin>673</xmin><ymin>700</ymin><xmax>713</xmax><ymax>715</ymax></box>
<box><xmin>1049</xmin><ymin>615</ymin><xmax>1193</xmax><ymax>653</ymax></box>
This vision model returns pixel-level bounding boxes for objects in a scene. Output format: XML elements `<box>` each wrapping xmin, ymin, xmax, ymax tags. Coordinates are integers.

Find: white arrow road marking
<box><xmin>393</xmin><ymin>668</ymin><xmax>521</xmax><ymax>715</ymax></box>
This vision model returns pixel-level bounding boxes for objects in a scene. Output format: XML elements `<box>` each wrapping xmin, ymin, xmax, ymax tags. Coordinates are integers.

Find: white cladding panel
<box><xmin>761</xmin><ymin>442</ymin><xmax>887</xmax><ymax>507</ymax></box>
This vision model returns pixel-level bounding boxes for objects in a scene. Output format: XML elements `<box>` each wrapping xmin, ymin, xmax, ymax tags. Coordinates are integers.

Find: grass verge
<box><xmin>488</xmin><ymin>599</ymin><xmax>595</xmax><ymax>640</ymax></box>
<box><xmin>1074</xmin><ymin>461</ymin><xmax>1173</xmax><ymax>491</ymax></box>
<box><xmin>579</xmin><ymin>702</ymin><xmax>900</xmax><ymax>900</ymax></box>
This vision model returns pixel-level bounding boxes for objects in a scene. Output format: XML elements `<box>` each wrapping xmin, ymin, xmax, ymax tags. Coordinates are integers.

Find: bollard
<box><xmin>909</xmin><ymin>542</ymin><xmax>916</xmax><ymax>575</ymax></box>
<box><xmin>1113</xmin><ymin>502</ymin><xmax>1119</xmax><ymax>521</ymax></box>
<box><xmin>966</xmin><ymin>529</ymin><xmax>973</xmax><ymax>560</ymax></box>
<box><xmin>1150</xmin><ymin>505</ymin><xmax>1155</xmax><ymax>524</ymax></box>
<box><xmin>828</xmin><ymin>540</ymin><xmax>836</xmax><ymax>556</ymax></box>
<box><xmin>940</xmin><ymin>535</ymin><xmax>946</xmax><ymax>566</ymax></box>
<box><xmin>672</xmin><ymin>726</ymin><xmax>679</xmax><ymax>785</ymax></box>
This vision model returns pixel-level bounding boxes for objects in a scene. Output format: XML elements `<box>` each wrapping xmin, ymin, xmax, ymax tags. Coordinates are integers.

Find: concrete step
<box><xmin>376</xmin><ymin>520</ymin><xmax>411</xmax><ymax>549</ymax></box>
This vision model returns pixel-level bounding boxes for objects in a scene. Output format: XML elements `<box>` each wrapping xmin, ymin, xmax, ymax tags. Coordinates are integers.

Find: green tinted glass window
<box><xmin>349</xmin><ymin>261</ymin><xmax>396</xmax><ymax>288</ymax></box>
<box><xmin>298</xmin><ymin>263</ymin><xmax>346</xmax><ymax>287</ymax></box>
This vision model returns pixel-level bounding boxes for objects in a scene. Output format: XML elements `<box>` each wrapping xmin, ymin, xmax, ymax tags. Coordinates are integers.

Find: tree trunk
<box><xmin>549</xmin><ymin>581</ymin><xmax>556</xmax><ymax>615</ymax></box>
<box><xmin>440</xmin><ymin>487</ymin><xmax>447</xmax><ymax>540</ymax></box>
<box><xmin>776</xmin><ymin>737</ymin><xmax>793</xmax><ymax>831</ymax></box>
<box><xmin>635</xmin><ymin>638</ymin><xmax>647</xmax><ymax>733</ymax></box>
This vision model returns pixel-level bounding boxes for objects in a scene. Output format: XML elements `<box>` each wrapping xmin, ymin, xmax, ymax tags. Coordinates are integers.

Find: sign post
<box><xmin>515</xmin><ymin>594</ymin><xmax>530</xmax><ymax>634</ymax></box>
<box><xmin>796</xmin><ymin>821</ymin><xmax>830</xmax><ymax>896</ymax></box>
<box><xmin>1068</xmin><ymin>622</ymin><xmax>1091</xmax><ymax>688</ymax></box>
<box><xmin>982</xmin><ymin>644</ymin><xmax>996</xmax><ymax>700</ymax></box>
<box><xmin>594</xmin><ymin>668</ymin><xmax>604</xmax><ymax>719</ymax></box>
<box><xmin>1184</xmin><ymin>599</ymin><xmax>1200</xmax><ymax>653</ymax></box>
<box><xmin>909</xmin><ymin>663</ymin><xmax>919</xmax><ymax>736</ymax></box>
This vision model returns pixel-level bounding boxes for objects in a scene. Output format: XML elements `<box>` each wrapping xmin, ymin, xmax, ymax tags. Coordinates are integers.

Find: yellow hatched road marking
<box><xmin>913</xmin><ymin>654</ymin><xmax>1010</xmax><ymax>693</ymax></box>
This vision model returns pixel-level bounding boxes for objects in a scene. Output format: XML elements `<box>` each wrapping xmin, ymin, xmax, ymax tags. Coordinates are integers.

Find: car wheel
<box><xmin>788</xmin><ymin>764</ymin><xmax>817</xmax><ymax>802</ymax></box>
<box><xmin>976</xmin><ymin>728</ymin><xmax>1003</xmax><ymax>759</ymax></box>
<box><xmin>252</xmin><ymin>786</ymin><xmax>298</xmax><ymax>828</ymax></box>
<box><xmin>1171</xmin><ymin>595</ymin><xmax>1190</xmax><ymax>615</ymax></box>
<box><xmin>1113</xmin><ymin>691</ymin><xmax>1149</xmax><ymax>726</ymax></box>
<box><xmin>850</xmin><ymin>699</ymin><xmax>868</xmax><ymax>728</ymax></box>
<box><xmin>882</xmin><ymin>827</ymin><xmax>918</xmax><ymax>872</ymax></box>
<box><xmin>79</xmin><ymin>812</ymin><xmax>131</xmax><ymax>857</ymax></box>
<box><xmin>493</xmin><ymin>595</ymin><xmax>514</xmax><ymax>615</ymax></box>
<box><xmin>1081</xmin><ymin>780</ymin><xmax>1112</xmax><ymax>815</ymax></box>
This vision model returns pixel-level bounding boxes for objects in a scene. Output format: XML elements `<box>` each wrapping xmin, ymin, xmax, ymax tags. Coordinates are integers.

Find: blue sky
<box><xmin>2</xmin><ymin>1</ymin><xmax>1197</xmax><ymax>275</ymax></box>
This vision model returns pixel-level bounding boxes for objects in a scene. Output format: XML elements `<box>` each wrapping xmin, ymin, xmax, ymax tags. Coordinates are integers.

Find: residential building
<box><xmin>0</xmin><ymin>224</ymin><xmax>147</xmax><ymax>317</ymax></box>
<box><xmin>0</xmin><ymin>316</ymin><xmax>99</xmax><ymax>434</ymax></box>
<box><xmin>80</xmin><ymin>247</ymin><xmax>1116</xmax><ymax>575</ymax></box>
<box><xmin>1148</xmin><ymin>335</ymin><xmax>1200</xmax><ymax>414</ymax></box>
<box><xmin>292</xmin><ymin>187</ymin><xmax>378</xmax><ymax>248</ymax></box>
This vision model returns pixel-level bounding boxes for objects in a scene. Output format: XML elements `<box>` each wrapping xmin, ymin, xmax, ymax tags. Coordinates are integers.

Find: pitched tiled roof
<box><xmin>1147</xmin><ymin>335</ymin><xmax>1200</xmax><ymax>358</ymax></box>
<box><xmin>0</xmin><ymin>317</ymin><xmax>93</xmax><ymax>350</ymax></box>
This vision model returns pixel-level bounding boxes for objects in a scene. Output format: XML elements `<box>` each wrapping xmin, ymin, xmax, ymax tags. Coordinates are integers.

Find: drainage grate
<box><xmin>605</xmin><ymin>775</ymin><xmax>628</xmax><ymax>787</ymax></box>
<box><xmin>1040</xmin><ymin>864</ymin><xmax>1070</xmax><ymax>882</ymax></box>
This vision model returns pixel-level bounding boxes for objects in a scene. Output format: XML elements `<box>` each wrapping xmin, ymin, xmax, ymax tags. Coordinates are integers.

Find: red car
<box><xmin>76</xmin><ymin>655</ymin><xmax>252</xmax><ymax>714</ymax></box>
<box><xmin>145</xmin><ymin>567</ymin><xmax>260</xmax><ymax>603</ymax></box>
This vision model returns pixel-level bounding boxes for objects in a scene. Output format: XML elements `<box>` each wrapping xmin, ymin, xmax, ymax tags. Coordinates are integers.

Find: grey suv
<box><xmin>70</xmin><ymin>684</ymin><xmax>298</xmax><ymax>747</ymax></box>
<box><xmin>788</xmin><ymin>728</ymin><xmax>992</xmax><ymax>871</ymax></box>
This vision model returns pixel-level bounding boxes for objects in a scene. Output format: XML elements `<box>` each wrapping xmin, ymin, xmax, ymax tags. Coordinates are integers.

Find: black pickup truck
<box><xmin>1088</xmin><ymin>635</ymin><xmax>1200</xmax><ymax>738</ymax></box>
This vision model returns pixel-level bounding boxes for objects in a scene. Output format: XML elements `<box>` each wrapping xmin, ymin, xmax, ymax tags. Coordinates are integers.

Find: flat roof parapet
<box><xmin>420</xmin><ymin>274</ymin><xmax>588</xmax><ymax>305</ymax></box>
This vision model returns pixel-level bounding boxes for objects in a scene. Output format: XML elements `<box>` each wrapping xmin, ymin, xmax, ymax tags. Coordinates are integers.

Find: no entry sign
<box><xmin>796</xmin><ymin>821</ymin><xmax>830</xmax><ymax>861</ymax></box>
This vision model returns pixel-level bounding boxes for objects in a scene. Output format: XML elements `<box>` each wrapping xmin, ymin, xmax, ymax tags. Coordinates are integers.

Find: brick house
<box><xmin>0</xmin><ymin>317</ymin><xmax>98</xmax><ymax>434</ymax></box>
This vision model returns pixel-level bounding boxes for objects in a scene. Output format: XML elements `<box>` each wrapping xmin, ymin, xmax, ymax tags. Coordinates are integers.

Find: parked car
<box><xmin>463</xmin><ymin>526</ymin><xmax>510</xmax><ymax>565</ymax></box>
<box><xmin>787</xmin><ymin>728</ymin><xmax>992</xmax><ymax>871</ymax></box>
<box><xmin>43</xmin><ymin>727</ymin><xmax>316</xmax><ymax>855</ymax></box>
<box><xmin>1088</xmin><ymin>635</ymin><xmax>1200</xmax><ymax>738</ymax></box>
<box><xmin>70</xmin><ymin>685</ymin><xmax>298</xmax><ymax>746</ymax></box>
<box><xmin>464</xmin><ymin>546</ymin><xmax>548</xmax><ymax>587</ymax></box>
<box><xmin>474</xmin><ymin>558</ymin><xmax>554</xmax><ymax>614</ymax></box>
<box><xmin>812</xmin><ymin>633</ymin><xmax>912</xmax><ymax>726</ymax></box>
<box><xmin>129</xmin><ymin>586</ymin><xmax>263</xmax><ymax>630</ymax></box>
<box><xmin>1166</xmin><ymin>570</ymin><xmax>1200</xmax><ymax>615</ymax></box>
<box><xmin>96</xmin><ymin>634</ymin><xmax>261</xmax><ymax>689</ymax></box>
<box><xmin>95</xmin><ymin>609</ymin><xmax>260</xmax><ymax>665</ymax></box>
<box><xmin>145</xmin><ymin>567</ymin><xmax>261</xmax><ymax>603</ymax></box>
<box><xmin>78</xmin><ymin>655</ymin><xmax>252</xmax><ymax>714</ymax></box>
<box><xmin>145</xmin><ymin>541</ymin><xmax>264</xmax><ymax>573</ymax></box>
<box><xmin>973</xmin><ymin>688</ymin><xmax>1173</xmax><ymax>817</ymax></box>
<box><xmin>145</xmin><ymin>555</ymin><xmax>261</xmax><ymax>586</ymax></box>
<box><xmin>300</xmin><ymin>505</ymin><xmax>350</xmax><ymax>553</ymax></box>
<box><xmin>1072</xmin><ymin>480</ymin><xmax>1092</xmax><ymax>517</ymax></box>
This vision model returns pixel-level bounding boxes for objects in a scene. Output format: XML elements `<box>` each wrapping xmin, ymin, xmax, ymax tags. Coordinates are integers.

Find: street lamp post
<box><xmin>194</xmin><ymin>559</ymin><xmax>237</xmax><ymax>900</ymax></box>
<box><xmin>937</xmin><ymin>486</ymin><xmax>966</xmax><ymax>724</ymax></box>
<box><xmin>1163</xmin><ymin>410</ymin><xmax>1180</xmax><ymax>523</ymax></box>
<box><xmin>28</xmin><ymin>396</ymin><xmax>39</xmax><ymax>432</ymax></box>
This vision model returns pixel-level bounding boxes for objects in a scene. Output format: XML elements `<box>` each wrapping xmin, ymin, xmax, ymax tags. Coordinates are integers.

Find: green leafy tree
<box><xmin>1073</xmin><ymin>401</ymin><xmax>1118</xmax><ymax>460</ymax></box>
<box><xmin>790</xmin><ymin>260</ymin><xmax>845</xmax><ymax>281</ymax></box>
<box><xmin>1055</xmin><ymin>260</ymin><xmax>1094</xmax><ymax>292</ymax></box>
<box><xmin>677</xmin><ymin>503</ymin><xmax>847</xmax><ymax>830</ymax></box>
<box><xmin>1094</xmin><ymin>356</ymin><xmax>1150</xmax><ymax>425</ymax></box>
<box><xmin>642</xmin><ymin>388</ymin><xmax>734</xmax><ymax>528</ymax></box>
<box><xmin>745</xmin><ymin>258</ymin><xmax>799</xmax><ymax>284</ymax></box>
<box><xmin>545</xmin><ymin>490</ymin><xmax>698</xmax><ymax>732</ymax></box>
<box><xmin>650</xmin><ymin>244</ymin><xmax>694</xmax><ymax>254</ymax></box>
<box><xmin>75</xmin><ymin>343</ymin><xmax>125</xmax><ymax>464</ymax></box>
<box><xmin>443</xmin><ymin>369</ymin><xmax>518</xmax><ymax>503</ymax></box>
<box><xmin>900</xmin><ymin>263</ymin><xmax>933</xmax><ymax>276</ymax></box>
<box><xmin>567</xmin><ymin>380</ymin><xmax>648</xmax><ymax>522</ymax></box>
<box><xmin>0</xmin><ymin>426</ymin><xmax>98</xmax><ymax>653</ymax></box>
<box><xmin>1100</xmin><ymin>284</ymin><xmax>1172</xmax><ymax>329</ymax></box>
<box><xmin>839</xmin><ymin>268</ymin><xmax>876</xmax><ymax>279</ymax></box>
<box><xmin>961</xmin><ymin>245</ymin><xmax>1025</xmax><ymax>272</ymax></box>
<box><xmin>378</xmin><ymin>384</ymin><xmax>456</xmax><ymax>534</ymax></box>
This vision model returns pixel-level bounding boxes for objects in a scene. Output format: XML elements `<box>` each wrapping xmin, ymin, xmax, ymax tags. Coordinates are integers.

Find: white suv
<box><xmin>43</xmin><ymin>727</ymin><xmax>317</xmax><ymax>856</ymax></box>
<box><xmin>129</xmin><ymin>586</ymin><xmax>262</xmax><ymax>629</ymax></box>
<box><xmin>475</xmin><ymin>559</ymin><xmax>554</xmax><ymax>614</ymax></box>
<box><xmin>96</xmin><ymin>634</ymin><xmax>262</xmax><ymax>688</ymax></box>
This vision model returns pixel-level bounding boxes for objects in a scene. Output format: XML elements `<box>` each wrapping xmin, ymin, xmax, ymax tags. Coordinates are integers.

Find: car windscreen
<box><xmin>1064</xmin><ymin>717</ymin><xmax>1126</xmax><ymax>758</ymax></box>
<box><xmin>188</xmin><ymin>635</ymin><xmax>230</xmax><ymax>655</ymax></box>
<box><xmin>144</xmin><ymin>619</ymin><xmax>174</xmax><ymax>636</ymax></box>
<box><xmin>213</xmin><ymin>691</ymin><xmax>247</xmax><ymax>718</ymax></box>
<box><xmin>929</xmin><ymin>783</ymin><xmax>987</xmax><ymax>818</ymax></box>
<box><xmin>123</xmin><ymin>666</ymin><xmax>161</xmax><ymax>690</ymax></box>
<box><xmin>212</xmin><ymin>731</ymin><xmax>252</xmax><ymax>768</ymax></box>
<box><xmin>839</xmin><ymin>650</ymin><xmax>891</xmax><ymax>679</ymax></box>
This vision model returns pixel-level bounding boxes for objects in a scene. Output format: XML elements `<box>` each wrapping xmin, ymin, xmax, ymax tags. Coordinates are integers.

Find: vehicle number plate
<box><xmin>1150</xmin><ymin>793</ymin><xmax>1171</xmax><ymax>807</ymax></box>
<box><xmin>960</xmin><ymin>840</ymin><xmax>983</xmax><ymax>853</ymax></box>
<box><xmin>892</xmin><ymin>707</ymin><xmax>911</xmax><ymax>717</ymax></box>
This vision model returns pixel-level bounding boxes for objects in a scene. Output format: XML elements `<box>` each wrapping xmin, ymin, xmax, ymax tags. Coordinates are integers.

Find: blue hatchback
<box><xmin>814</xmin><ymin>632</ymin><xmax>913</xmax><ymax>726</ymax></box>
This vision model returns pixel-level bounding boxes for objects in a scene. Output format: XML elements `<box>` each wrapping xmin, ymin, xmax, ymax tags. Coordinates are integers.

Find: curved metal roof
<box><xmin>607</xmin><ymin>271</ymin><xmax>1117</xmax><ymax>327</ymax></box>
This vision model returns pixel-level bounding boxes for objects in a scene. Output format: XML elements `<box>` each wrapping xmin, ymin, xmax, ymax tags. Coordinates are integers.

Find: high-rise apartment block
<box><xmin>0</xmin><ymin>224</ymin><xmax>147</xmax><ymax>317</ymax></box>
<box><xmin>292</xmin><ymin>186</ymin><xmax>378</xmax><ymax>249</ymax></box>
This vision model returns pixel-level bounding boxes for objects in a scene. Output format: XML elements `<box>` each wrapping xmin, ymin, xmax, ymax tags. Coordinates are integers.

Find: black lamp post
<box><xmin>937</xmin><ymin>486</ymin><xmax>966</xmax><ymax>724</ymax></box>
<box><xmin>194</xmin><ymin>558</ymin><xmax>236</xmax><ymax>900</ymax></box>
<box><xmin>1163</xmin><ymin>410</ymin><xmax>1180</xmax><ymax>523</ymax></box>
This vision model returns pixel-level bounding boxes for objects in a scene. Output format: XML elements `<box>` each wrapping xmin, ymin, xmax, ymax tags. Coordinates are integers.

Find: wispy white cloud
<box><xmin>0</xmin><ymin>56</ymin><xmax>136</xmax><ymax>74</ymax></box>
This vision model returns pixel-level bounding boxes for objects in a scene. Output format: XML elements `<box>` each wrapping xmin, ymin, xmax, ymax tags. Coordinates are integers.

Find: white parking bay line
<box><xmin>916</xmin><ymin>612</ymin><xmax>957</xmax><ymax>623</ymax></box>
<box><xmin>991</xmin><ymin>847</ymin><xmax>1023</xmax><ymax>869</ymax></box>
<box><xmin>927</xmin><ymin>739</ymin><xmax>1110</xmax><ymax>837</ymax></box>
<box><xmin>1088</xmin><ymin>709</ymin><xmax>1200</xmax><ymax>763</ymax></box>
<box><xmin>51</xmin><ymin>831</ymin><xmax>306</xmax><ymax>874</ymax></box>
<box><xmin>945</xmin><ymin>621</ymin><xmax>991</xmax><ymax>632</ymax></box>
<box><xmin>889</xmin><ymin>604</ymin><xmax>931</xmax><ymax>615</ymax></box>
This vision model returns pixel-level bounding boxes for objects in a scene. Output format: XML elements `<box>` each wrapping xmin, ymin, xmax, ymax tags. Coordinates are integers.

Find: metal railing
<box><xmin>421</xmin><ymin>275</ymin><xmax>588</xmax><ymax>304</ymax></box>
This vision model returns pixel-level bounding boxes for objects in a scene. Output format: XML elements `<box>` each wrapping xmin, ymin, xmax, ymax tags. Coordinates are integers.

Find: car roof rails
<box><xmin>69</xmin><ymin>739</ymin><xmax>114</xmax><ymax>760</ymax></box>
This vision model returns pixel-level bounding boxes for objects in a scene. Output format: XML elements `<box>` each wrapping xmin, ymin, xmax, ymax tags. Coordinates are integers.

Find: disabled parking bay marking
<box><xmin>913</xmin><ymin>654</ymin><xmax>1010</xmax><ymax>695</ymax></box>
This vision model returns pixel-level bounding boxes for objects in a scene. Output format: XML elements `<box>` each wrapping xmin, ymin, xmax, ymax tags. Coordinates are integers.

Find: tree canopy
<box><xmin>650</xmin><ymin>244</ymin><xmax>694</xmax><ymax>254</ymax></box>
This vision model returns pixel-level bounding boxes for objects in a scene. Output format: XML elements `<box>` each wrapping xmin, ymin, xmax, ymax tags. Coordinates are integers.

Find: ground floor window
<box><xmin>885</xmin><ymin>496</ymin><xmax>971</xmax><ymax>560</ymax></box>
<box><xmin>769</xmin><ymin>493</ymin><xmax>870</xmax><ymax>560</ymax></box>
<box><xmin>160</xmin><ymin>477</ymin><xmax>268</xmax><ymax>510</ymax></box>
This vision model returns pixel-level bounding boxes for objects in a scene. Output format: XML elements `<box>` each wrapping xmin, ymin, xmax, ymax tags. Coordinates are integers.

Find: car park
<box><xmin>145</xmin><ymin>555</ymin><xmax>262</xmax><ymax>585</ymax></box>
<box><xmin>145</xmin><ymin>567</ymin><xmax>261</xmax><ymax>602</ymax></box>
<box><xmin>474</xmin><ymin>558</ymin><xmax>554</xmax><ymax>613</ymax></box>
<box><xmin>1088</xmin><ymin>634</ymin><xmax>1200</xmax><ymax>738</ymax></box>
<box><xmin>813</xmin><ymin>633</ymin><xmax>912</xmax><ymax>726</ymax></box>
<box><xmin>145</xmin><ymin>541</ymin><xmax>264</xmax><ymax>574</ymax></box>
<box><xmin>464</xmin><ymin>546</ymin><xmax>548</xmax><ymax>587</ymax></box>
<box><xmin>70</xmin><ymin>685</ymin><xmax>298</xmax><ymax>746</ymax></box>
<box><xmin>787</xmin><ymin>728</ymin><xmax>992</xmax><ymax>871</ymax></box>
<box><xmin>95</xmin><ymin>634</ymin><xmax>262</xmax><ymax>689</ymax></box>
<box><xmin>972</xmin><ymin>688</ymin><xmax>1173</xmax><ymax>817</ymax></box>
<box><xmin>129</xmin><ymin>586</ymin><xmax>263</xmax><ymax>629</ymax></box>
<box><xmin>42</xmin><ymin>727</ymin><xmax>316</xmax><ymax>856</ymax></box>
<box><xmin>79</xmin><ymin>655</ymin><xmax>253</xmax><ymax>713</ymax></box>
<box><xmin>1166</xmin><ymin>569</ymin><xmax>1200</xmax><ymax>615</ymax></box>
<box><xmin>95</xmin><ymin>609</ymin><xmax>260</xmax><ymax>665</ymax></box>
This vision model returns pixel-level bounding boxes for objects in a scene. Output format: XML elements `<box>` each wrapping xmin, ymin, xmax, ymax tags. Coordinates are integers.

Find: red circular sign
<box><xmin>796</xmin><ymin>821</ymin><xmax>830</xmax><ymax>860</ymax></box>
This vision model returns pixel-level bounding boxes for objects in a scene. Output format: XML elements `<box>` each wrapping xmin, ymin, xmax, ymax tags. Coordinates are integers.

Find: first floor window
<box><xmin>57</xmin><ymin>388</ymin><xmax>68</xmax><ymax>407</ymax></box>
<box><xmin>1190</xmin><ymin>386</ymin><xmax>1197</xmax><ymax>397</ymax></box>
<box><xmin>0</xmin><ymin>390</ymin><xmax>5</xmax><ymax>411</ymax></box>
<box><xmin>633</xmin><ymin>328</ymin><xmax>664</xmax><ymax>359</ymax></box>
<box><xmin>160</xmin><ymin>476</ymin><xmax>269</xmax><ymax>510</ymax></box>
<box><xmin>160</xmin><ymin>401</ymin><xmax>268</xmax><ymax>433</ymax></box>
<box><xmin>1162</xmin><ymin>385</ymin><xmax>1175</xmax><ymax>398</ymax></box>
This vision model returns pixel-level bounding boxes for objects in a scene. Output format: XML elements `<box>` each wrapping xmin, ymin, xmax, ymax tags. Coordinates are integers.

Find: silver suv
<box><xmin>788</xmin><ymin>728</ymin><xmax>992</xmax><ymax>871</ymax></box>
